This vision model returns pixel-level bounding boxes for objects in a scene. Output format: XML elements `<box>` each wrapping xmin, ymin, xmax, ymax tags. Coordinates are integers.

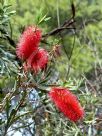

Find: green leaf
<box><xmin>5</xmin><ymin>98</ymin><xmax>11</xmax><ymax>119</ymax></box>
<box><xmin>44</xmin><ymin>17</ymin><xmax>51</xmax><ymax>21</ymax></box>
<box><xmin>8</xmin><ymin>10</ymin><xmax>16</xmax><ymax>15</ymax></box>
<box><xmin>38</xmin><ymin>14</ymin><xmax>47</xmax><ymax>24</ymax></box>
<box><xmin>3</xmin><ymin>5</ymin><xmax>12</xmax><ymax>9</ymax></box>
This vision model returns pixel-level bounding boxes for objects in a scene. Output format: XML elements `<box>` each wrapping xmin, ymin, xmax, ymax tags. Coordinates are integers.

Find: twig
<box><xmin>42</xmin><ymin>18</ymin><xmax>75</xmax><ymax>38</ymax></box>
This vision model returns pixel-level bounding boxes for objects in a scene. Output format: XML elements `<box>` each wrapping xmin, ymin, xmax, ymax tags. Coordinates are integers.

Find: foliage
<box><xmin>0</xmin><ymin>0</ymin><xmax>102</xmax><ymax>136</ymax></box>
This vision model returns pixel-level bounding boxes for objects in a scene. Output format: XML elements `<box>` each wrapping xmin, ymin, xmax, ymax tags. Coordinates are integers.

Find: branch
<box><xmin>42</xmin><ymin>18</ymin><xmax>75</xmax><ymax>38</ymax></box>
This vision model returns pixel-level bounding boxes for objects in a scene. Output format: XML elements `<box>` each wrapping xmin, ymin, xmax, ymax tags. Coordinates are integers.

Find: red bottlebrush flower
<box><xmin>24</xmin><ymin>48</ymin><xmax>49</xmax><ymax>73</ymax></box>
<box><xmin>16</xmin><ymin>26</ymin><xmax>42</xmax><ymax>60</ymax></box>
<box><xmin>49</xmin><ymin>87</ymin><xmax>84</xmax><ymax>122</ymax></box>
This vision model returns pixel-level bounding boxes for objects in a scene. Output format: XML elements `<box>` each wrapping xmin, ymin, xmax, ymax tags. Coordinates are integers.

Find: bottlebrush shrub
<box><xmin>49</xmin><ymin>87</ymin><xmax>84</xmax><ymax>122</ymax></box>
<box><xmin>16</xmin><ymin>26</ymin><xmax>42</xmax><ymax>60</ymax></box>
<box><xmin>23</xmin><ymin>48</ymin><xmax>49</xmax><ymax>73</ymax></box>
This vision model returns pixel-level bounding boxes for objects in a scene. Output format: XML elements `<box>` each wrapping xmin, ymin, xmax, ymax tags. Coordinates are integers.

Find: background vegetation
<box><xmin>0</xmin><ymin>0</ymin><xmax>102</xmax><ymax>135</ymax></box>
